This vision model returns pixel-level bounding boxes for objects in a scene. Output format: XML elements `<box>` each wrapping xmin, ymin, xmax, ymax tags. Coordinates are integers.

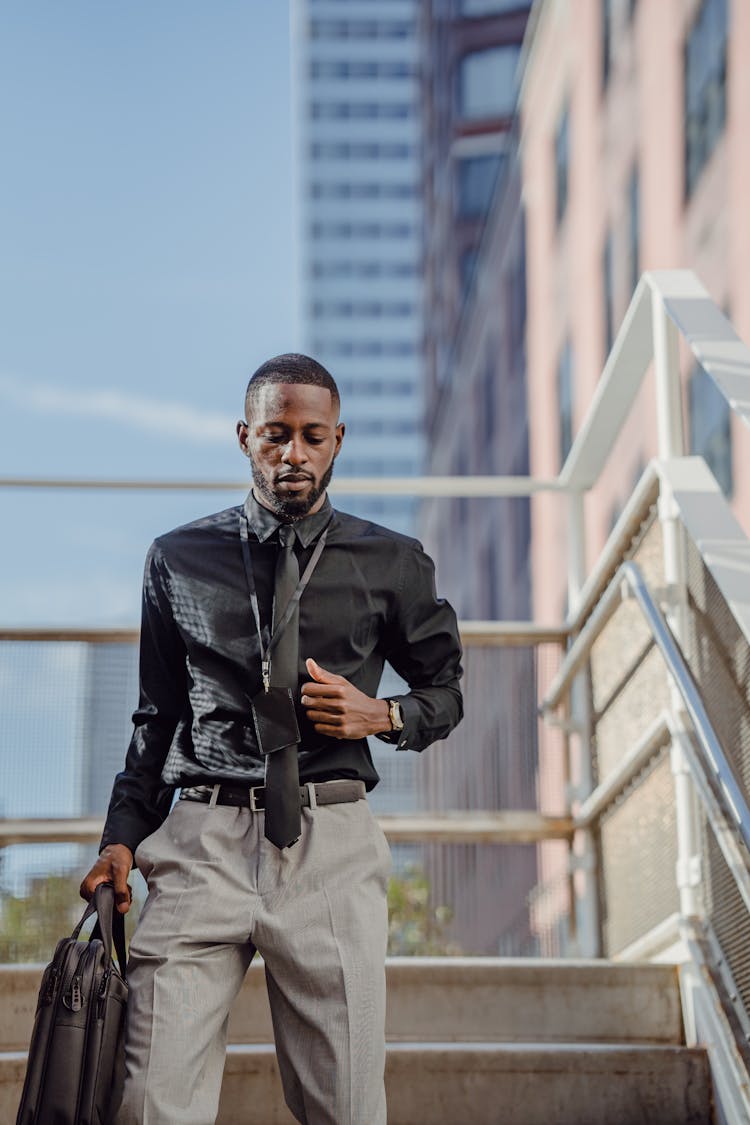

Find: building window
<box><xmin>314</xmin><ymin>339</ymin><xmax>416</xmax><ymax>358</ymax></box>
<box><xmin>309</xmin><ymin>60</ymin><xmax>417</xmax><ymax>80</ymax></box>
<box><xmin>509</xmin><ymin>222</ymin><xmax>527</xmax><ymax>374</ymax></box>
<box><xmin>310</xmin><ymin>141</ymin><xmax>415</xmax><ymax>161</ymax></box>
<box><xmin>603</xmin><ymin>230</ymin><xmax>615</xmax><ymax>357</ymax></box>
<box><xmin>481</xmin><ymin>350</ymin><xmax>496</xmax><ymax>471</ymax></box>
<box><xmin>309</xmin><ymin>181</ymin><xmax>417</xmax><ymax>200</ymax></box>
<box><xmin>309</xmin><ymin>19</ymin><xmax>415</xmax><ymax>40</ymax></box>
<box><xmin>311</xmin><ymin>260</ymin><xmax>417</xmax><ymax>280</ymax></box>
<box><xmin>557</xmin><ymin>340</ymin><xmax>574</xmax><ymax>467</ymax></box>
<box><xmin>628</xmin><ymin>166</ymin><xmax>640</xmax><ymax>296</ymax></box>
<box><xmin>457</xmin><ymin>45</ymin><xmax>521</xmax><ymax>120</ymax></box>
<box><xmin>684</xmin><ymin>0</ymin><xmax>728</xmax><ymax>198</ymax></box>
<box><xmin>602</xmin><ymin>0</ymin><xmax>614</xmax><ymax>87</ymax></box>
<box><xmin>310</xmin><ymin>102</ymin><xmax>412</xmax><ymax>121</ymax></box>
<box><xmin>459</xmin><ymin>248</ymin><xmax>480</xmax><ymax>300</ymax></box>
<box><xmin>455</xmin><ymin>154</ymin><xmax>502</xmax><ymax>219</ymax></box>
<box><xmin>689</xmin><ymin>363</ymin><xmax>733</xmax><ymax>495</ymax></box>
<box><xmin>461</xmin><ymin>0</ymin><xmax>532</xmax><ymax>12</ymax></box>
<box><xmin>554</xmin><ymin>102</ymin><xmax>569</xmax><ymax>226</ymax></box>
<box><xmin>311</xmin><ymin>300</ymin><xmax>415</xmax><ymax>318</ymax></box>
<box><xmin>310</xmin><ymin>221</ymin><xmax>416</xmax><ymax>240</ymax></box>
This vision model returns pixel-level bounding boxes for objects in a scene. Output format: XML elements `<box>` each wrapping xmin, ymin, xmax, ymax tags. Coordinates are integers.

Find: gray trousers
<box><xmin>114</xmin><ymin>793</ymin><xmax>391</xmax><ymax>1125</ymax></box>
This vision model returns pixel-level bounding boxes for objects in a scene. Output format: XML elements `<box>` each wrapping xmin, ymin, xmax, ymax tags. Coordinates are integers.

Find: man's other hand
<box><xmin>301</xmin><ymin>658</ymin><xmax>391</xmax><ymax>739</ymax></box>
<box><xmin>80</xmin><ymin>844</ymin><xmax>134</xmax><ymax>914</ymax></box>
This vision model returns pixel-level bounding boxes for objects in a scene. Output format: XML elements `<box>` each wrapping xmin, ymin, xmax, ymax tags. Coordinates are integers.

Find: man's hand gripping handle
<box><xmin>80</xmin><ymin>844</ymin><xmax>134</xmax><ymax>915</ymax></box>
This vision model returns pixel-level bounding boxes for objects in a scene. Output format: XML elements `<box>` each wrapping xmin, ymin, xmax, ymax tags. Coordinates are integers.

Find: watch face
<box><xmin>389</xmin><ymin>700</ymin><xmax>404</xmax><ymax>730</ymax></box>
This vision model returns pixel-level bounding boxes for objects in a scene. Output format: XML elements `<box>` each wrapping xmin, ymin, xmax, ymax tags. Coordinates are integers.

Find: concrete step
<box><xmin>219</xmin><ymin>1042</ymin><xmax>712</xmax><ymax>1125</ymax></box>
<box><xmin>0</xmin><ymin>1043</ymin><xmax>711</xmax><ymax>1125</ymax></box>
<box><xmin>381</xmin><ymin>957</ymin><xmax>684</xmax><ymax>1045</ymax></box>
<box><xmin>0</xmin><ymin>957</ymin><xmax>684</xmax><ymax>1051</ymax></box>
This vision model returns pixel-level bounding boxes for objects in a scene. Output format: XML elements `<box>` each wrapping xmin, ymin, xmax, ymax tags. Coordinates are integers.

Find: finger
<box><xmin>109</xmin><ymin>861</ymin><xmax>133</xmax><ymax>915</ymax></box>
<box><xmin>114</xmin><ymin>885</ymin><xmax>133</xmax><ymax>914</ymax></box>
<box><xmin>79</xmin><ymin>864</ymin><xmax>108</xmax><ymax>901</ymax></box>
<box><xmin>304</xmin><ymin>709</ymin><xmax>344</xmax><ymax>724</ymax></box>
<box><xmin>79</xmin><ymin>877</ymin><xmax>94</xmax><ymax>902</ymax></box>
<box><xmin>305</xmin><ymin>658</ymin><xmax>345</xmax><ymax>684</ymax></box>
<box><xmin>311</xmin><ymin>722</ymin><xmax>346</xmax><ymax>738</ymax></box>
<box><xmin>301</xmin><ymin>683</ymin><xmax>345</xmax><ymax>700</ymax></box>
<box><xmin>301</xmin><ymin>695</ymin><xmax>344</xmax><ymax>712</ymax></box>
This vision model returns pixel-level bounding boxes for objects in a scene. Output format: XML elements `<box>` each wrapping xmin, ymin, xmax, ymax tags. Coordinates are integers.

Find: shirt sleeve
<box><xmin>376</xmin><ymin>540</ymin><xmax>463</xmax><ymax>752</ymax></box>
<box><xmin>99</xmin><ymin>541</ymin><xmax>185</xmax><ymax>855</ymax></box>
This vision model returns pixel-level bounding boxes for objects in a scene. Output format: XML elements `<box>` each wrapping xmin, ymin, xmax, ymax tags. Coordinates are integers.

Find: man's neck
<box><xmin>251</xmin><ymin>488</ymin><xmax>327</xmax><ymax>522</ymax></box>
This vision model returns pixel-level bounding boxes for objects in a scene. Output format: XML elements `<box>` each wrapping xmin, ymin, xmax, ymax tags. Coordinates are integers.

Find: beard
<box><xmin>251</xmin><ymin>457</ymin><xmax>335</xmax><ymax>520</ymax></box>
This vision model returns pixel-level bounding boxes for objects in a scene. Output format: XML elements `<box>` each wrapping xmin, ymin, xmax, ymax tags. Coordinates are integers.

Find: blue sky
<box><xmin>0</xmin><ymin>1</ymin><xmax>298</xmax><ymax>624</ymax></box>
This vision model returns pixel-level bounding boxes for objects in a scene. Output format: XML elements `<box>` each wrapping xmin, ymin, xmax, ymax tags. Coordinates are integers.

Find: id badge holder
<box><xmin>252</xmin><ymin>686</ymin><xmax>300</xmax><ymax>756</ymax></box>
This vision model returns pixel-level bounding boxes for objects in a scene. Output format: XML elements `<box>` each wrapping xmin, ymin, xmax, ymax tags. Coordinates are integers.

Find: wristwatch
<box><xmin>387</xmin><ymin>699</ymin><xmax>405</xmax><ymax>732</ymax></box>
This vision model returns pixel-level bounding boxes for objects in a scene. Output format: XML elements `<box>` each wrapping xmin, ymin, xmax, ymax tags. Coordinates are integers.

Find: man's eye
<box><xmin>264</xmin><ymin>433</ymin><xmax>286</xmax><ymax>443</ymax></box>
<box><xmin>306</xmin><ymin>436</ymin><xmax>325</xmax><ymax>445</ymax></box>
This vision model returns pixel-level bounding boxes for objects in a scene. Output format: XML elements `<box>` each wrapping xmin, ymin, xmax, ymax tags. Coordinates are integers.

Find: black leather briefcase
<box><xmin>16</xmin><ymin>881</ymin><xmax>128</xmax><ymax>1125</ymax></box>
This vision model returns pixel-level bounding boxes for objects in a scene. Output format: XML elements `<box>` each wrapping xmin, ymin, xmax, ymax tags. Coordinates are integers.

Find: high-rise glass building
<box><xmin>290</xmin><ymin>0</ymin><xmax>423</xmax><ymax>535</ymax></box>
<box><xmin>290</xmin><ymin>0</ymin><xmax>424</xmax><ymax>839</ymax></box>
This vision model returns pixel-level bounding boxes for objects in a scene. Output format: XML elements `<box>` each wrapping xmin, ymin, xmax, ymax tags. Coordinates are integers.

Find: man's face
<box><xmin>237</xmin><ymin>383</ymin><xmax>344</xmax><ymax>519</ymax></box>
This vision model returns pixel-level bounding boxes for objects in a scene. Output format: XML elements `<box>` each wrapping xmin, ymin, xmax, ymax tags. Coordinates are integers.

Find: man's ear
<box><xmin>333</xmin><ymin>422</ymin><xmax>345</xmax><ymax>458</ymax></box>
<box><xmin>237</xmin><ymin>420</ymin><xmax>251</xmax><ymax>457</ymax></box>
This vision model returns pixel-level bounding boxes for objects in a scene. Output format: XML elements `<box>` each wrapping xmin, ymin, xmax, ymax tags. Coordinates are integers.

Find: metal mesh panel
<box><xmin>702</xmin><ymin>813</ymin><xmax>750</xmax><ymax>1025</ymax></box>
<box><xmin>588</xmin><ymin>513</ymin><xmax>669</xmax><ymax>787</ymax></box>
<box><xmin>683</xmin><ymin>535</ymin><xmax>750</xmax><ymax>806</ymax></box>
<box><xmin>599</xmin><ymin>748</ymin><xmax>680</xmax><ymax>956</ymax></box>
<box><xmin>591</xmin><ymin>620</ymin><xmax>670</xmax><ymax>784</ymax></box>
<box><xmin>629</xmin><ymin>511</ymin><xmax>665</xmax><ymax>589</ymax></box>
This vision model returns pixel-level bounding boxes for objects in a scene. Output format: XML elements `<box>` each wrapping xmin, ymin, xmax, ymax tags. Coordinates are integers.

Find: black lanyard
<box><xmin>239</xmin><ymin>513</ymin><xmax>330</xmax><ymax>691</ymax></box>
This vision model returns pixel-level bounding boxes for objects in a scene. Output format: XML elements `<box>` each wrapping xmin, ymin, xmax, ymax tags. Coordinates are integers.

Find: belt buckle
<box><xmin>248</xmin><ymin>785</ymin><xmax>263</xmax><ymax>813</ymax></box>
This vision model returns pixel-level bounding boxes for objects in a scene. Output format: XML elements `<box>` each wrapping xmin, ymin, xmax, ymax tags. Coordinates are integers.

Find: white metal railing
<box><xmin>543</xmin><ymin>558</ymin><xmax>750</xmax><ymax>882</ymax></box>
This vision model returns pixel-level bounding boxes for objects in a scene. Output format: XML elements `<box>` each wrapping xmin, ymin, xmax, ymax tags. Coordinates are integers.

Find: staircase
<box><xmin>0</xmin><ymin>957</ymin><xmax>711</xmax><ymax>1124</ymax></box>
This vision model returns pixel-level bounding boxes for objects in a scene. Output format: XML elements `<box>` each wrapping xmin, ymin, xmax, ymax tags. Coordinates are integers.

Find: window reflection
<box><xmin>458</xmin><ymin>45</ymin><xmax>521</xmax><ymax>120</ymax></box>
<box><xmin>689</xmin><ymin>363</ymin><xmax>733</xmax><ymax>496</ymax></box>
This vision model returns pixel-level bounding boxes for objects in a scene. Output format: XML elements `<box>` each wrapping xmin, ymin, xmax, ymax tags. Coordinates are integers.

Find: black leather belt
<box><xmin>179</xmin><ymin>779</ymin><xmax>366</xmax><ymax>812</ymax></box>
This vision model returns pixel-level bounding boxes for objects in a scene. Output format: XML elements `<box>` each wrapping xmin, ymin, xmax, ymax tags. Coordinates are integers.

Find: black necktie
<box><xmin>264</xmin><ymin>523</ymin><xmax>302</xmax><ymax>848</ymax></box>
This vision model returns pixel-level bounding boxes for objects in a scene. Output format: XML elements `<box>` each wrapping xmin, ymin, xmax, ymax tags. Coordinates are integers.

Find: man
<box><xmin>81</xmin><ymin>353</ymin><xmax>463</xmax><ymax>1125</ymax></box>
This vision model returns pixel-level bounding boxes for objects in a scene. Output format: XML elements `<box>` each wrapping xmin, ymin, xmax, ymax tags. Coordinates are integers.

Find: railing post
<box><xmin>652</xmin><ymin>289</ymin><xmax>703</xmax><ymax>920</ymax></box>
<box><xmin>567</xmin><ymin>490</ymin><xmax>600</xmax><ymax>957</ymax></box>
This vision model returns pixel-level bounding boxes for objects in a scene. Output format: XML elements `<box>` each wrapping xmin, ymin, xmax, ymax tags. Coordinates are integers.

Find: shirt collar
<box><xmin>243</xmin><ymin>491</ymin><xmax>333</xmax><ymax>548</ymax></box>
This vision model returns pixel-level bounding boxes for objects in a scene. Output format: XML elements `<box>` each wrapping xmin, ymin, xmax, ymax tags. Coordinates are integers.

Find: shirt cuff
<box><xmin>375</xmin><ymin>694</ymin><xmax>419</xmax><ymax>751</ymax></box>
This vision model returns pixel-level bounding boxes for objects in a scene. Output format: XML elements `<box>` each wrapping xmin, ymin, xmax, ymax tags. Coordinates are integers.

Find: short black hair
<box><xmin>244</xmin><ymin>353</ymin><xmax>340</xmax><ymax>417</ymax></box>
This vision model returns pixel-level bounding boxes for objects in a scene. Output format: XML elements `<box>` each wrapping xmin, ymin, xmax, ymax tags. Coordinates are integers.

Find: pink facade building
<box><xmin>520</xmin><ymin>0</ymin><xmax>749</xmax><ymax>624</ymax></box>
<box><xmin>418</xmin><ymin>0</ymin><xmax>749</xmax><ymax>953</ymax></box>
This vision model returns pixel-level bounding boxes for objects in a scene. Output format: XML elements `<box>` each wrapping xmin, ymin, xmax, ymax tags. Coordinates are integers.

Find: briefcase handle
<box><xmin>73</xmin><ymin>882</ymin><xmax>128</xmax><ymax>979</ymax></box>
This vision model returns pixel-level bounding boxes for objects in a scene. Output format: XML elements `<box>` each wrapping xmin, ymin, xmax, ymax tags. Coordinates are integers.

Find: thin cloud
<box><xmin>0</xmin><ymin>373</ymin><xmax>237</xmax><ymax>444</ymax></box>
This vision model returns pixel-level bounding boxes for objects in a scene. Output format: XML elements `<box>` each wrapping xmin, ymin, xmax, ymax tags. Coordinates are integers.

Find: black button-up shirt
<box><xmin>101</xmin><ymin>493</ymin><xmax>464</xmax><ymax>854</ymax></box>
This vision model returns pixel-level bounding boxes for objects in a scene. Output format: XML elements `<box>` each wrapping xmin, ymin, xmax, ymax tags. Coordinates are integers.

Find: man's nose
<box><xmin>281</xmin><ymin>437</ymin><xmax>307</xmax><ymax>464</ymax></box>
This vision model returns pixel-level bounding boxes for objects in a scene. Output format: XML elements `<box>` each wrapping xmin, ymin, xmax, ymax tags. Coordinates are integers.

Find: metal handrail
<box><xmin>0</xmin><ymin>623</ymin><xmax>568</xmax><ymax>646</ymax></box>
<box><xmin>0</xmin><ymin>811</ymin><xmax>575</xmax><ymax>850</ymax></box>
<box><xmin>542</xmin><ymin>561</ymin><xmax>750</xmax><ymax>858</ymax></box>
<box><xmin>0</xmin><ymin>475</ymin><xmax>563</xmax><ymax>497</ymax></box>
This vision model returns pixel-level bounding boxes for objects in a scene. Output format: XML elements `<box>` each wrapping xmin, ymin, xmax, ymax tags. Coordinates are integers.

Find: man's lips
<box><xmin>276</xmin><ymin>474</ymin><xmax>313</xmax><ymax>490</ymax></box>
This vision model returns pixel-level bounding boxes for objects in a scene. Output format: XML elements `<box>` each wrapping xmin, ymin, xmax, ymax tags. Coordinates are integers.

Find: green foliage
<box><xmin>0</xmin><ymin>874</ymin><xmax>83</xmax><ymax>963</ymax></box>
<box><xmin>0</xmin><ymin>871</ymin><xmax>144</xmax><ymax>963</ymax></box>
<box><xmin>1</xmin><ymin>866</ymin><xmax>460</xmax><ymax>962</ymax></box>
<box><xmin>387</xmin><ymin>865</ymin><xmax>462</xmax><ymax>956</ymax></box>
